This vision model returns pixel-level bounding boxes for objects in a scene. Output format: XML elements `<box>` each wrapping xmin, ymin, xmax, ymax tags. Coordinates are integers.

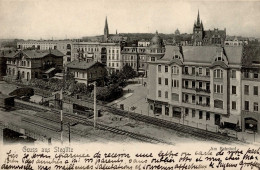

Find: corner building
<box><xmin>147</xmin><ymin>45</ymin><xmax>244</xmax><ymax>133</ymax></box>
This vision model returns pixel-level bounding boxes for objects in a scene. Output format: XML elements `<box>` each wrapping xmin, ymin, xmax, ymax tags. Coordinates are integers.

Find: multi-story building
<box><xmin>147</xmin><ymin>45</ymin><xmax>246</xmax><ymax>134</ymax></box>
<box><xmin>17</xmin><ymin>40</ymin><xmax>73</xmax><ymax>65</ymax></box>
<box><xmin>0</xmin><ymin>53</ymin><xmax>6</xmax><ymax>81</ymax></box>
<box><xmin>66</xmin><ymin>61</ymin><xmax>107</xmax><ymax>85</ymax></box>
<box><xmin>138</xmin><ymin>40</ymin><xmax>150</xmax><ymax>47</ymax></box>
<box><xmin>192</xmin><ymin>10</ymin><xmax>226</xmax><ymax>46</ymax></box>
<box><xmin>4</xmin><ymin>49</ymin><xmax>63</xmax><ymax>82</ymax></box>
<box><xmin>121</xmin><ymin>31</ymin><xmax>166</xmax><ymax>76</ymax></box>
<box><xmin>225</xmin><ymin>36</ymin><xmax>249</xmax><ymax>46</ymax></box>
<box><xmin>241</xmin><ymin>45</ymin><xmax>260</xmax><ymax>134</ymax></box>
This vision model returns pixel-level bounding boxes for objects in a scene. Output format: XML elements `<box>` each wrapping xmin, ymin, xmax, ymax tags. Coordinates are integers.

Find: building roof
<box><xmin>149</xmin><ymin>31</ymin><xmax>164</xmax><ymax>49</ymax></box>
<box><xmin>4</xmin><ymin>49</ymin><xmax>64</xmax><ymax>59</ymax></box>
<box><xmin>66</xmin><ymin>61</ymin><xmax>104</xmax><ymax>70</ymax></box>
<box><xmin>159</xmin><ymin>45</ymin><xmax>243</xmax><ymax>65</ymax></box>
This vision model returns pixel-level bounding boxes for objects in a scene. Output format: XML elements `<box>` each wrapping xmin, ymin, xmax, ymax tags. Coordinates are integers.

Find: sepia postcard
<box><xmin>0</xmin><ymin>0</ymin><xmax>260</xmax><ymax>169</ymax></box>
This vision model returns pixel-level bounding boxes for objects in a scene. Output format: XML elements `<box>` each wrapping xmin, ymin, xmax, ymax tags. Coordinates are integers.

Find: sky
<box><xmin>0</xmin><ymin>0</ymin><xmax>260</xmax><ymax>40</ymax></box>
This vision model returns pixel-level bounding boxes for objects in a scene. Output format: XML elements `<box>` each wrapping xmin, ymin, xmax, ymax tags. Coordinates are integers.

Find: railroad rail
<box><xmin>14</xmin><ymin>99</ymin><xmax>245</xmax><ymax>144</ymax></box>
<box><xmin>15</xmin><ymin>100</ymin><xmax>165</xmax><ymax>144</ymax></box>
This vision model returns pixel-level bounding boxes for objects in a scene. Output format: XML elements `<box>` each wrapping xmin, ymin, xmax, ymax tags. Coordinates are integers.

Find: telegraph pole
<box><xmin>60</xmin><ymin>87</ymin><xmax>63</xmax><ymax>144</ymax></box>
<box><xmin>60</xmin><ymin>68</ymin><xmax>66</xmax><ymax>144</ymax></box>
<box><xmin>93</xmin><ymin>81</ymin><xmax>97</xmax><ymax>129</ymax></box>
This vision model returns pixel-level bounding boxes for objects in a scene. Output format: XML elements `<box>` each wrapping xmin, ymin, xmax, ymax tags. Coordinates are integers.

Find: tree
<box><xmin>119</xmin><ymin>65</ymin><xmax>136</xmax><ymax>80</ymax></box>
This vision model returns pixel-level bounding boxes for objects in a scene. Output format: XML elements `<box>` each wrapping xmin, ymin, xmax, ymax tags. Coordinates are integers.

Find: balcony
<box><xmin>182</xmin><ymin>72</ymin><xmax>210</xmax><ymax>81</ymax></box>
<box><xmin>182</xmin><ymin>86</ymin><xmax>195</xmax><ymax>93</ymax></box>
<box><xmin>196</xmin><ymin>102</ymin><xmax>210</xmax><ymax>108</ymax></box>
<box><xmin>195</xmin><ymin>88</ymin><xmax>211</xmax><ymax>94</ymax></box>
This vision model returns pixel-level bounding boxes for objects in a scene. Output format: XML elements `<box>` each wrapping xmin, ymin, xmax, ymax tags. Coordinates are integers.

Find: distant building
<box><xmin>103</xmin><ymin>17</ymin><xmax>127</xmax><ymax>44</ymax></box>
<box><xmin>174</xmin><ymin>29</ymin><xmax>180</xmax><ymax>35</ymax></box>
<box><xmin>0</xmin><ymin>52</ymin><xmax>6</xmax><ymax>80</ymax></box>
<box><xmin>192</xmin><ymin>10</ymin><xmax>226</xmax><ymax>46</ymax></box>
<box><xmin>4</xmin><ymin>49</ymin><xmax>64</xmax><ymax>82</ymax></box>
<box><xmin>121</xmin><ymin>31</ymin><xmax>166</xmax><ymax>76</ymax></box>
<box><xmin>225</xmin><ymin>36</ymin><xmax>249</xmax><ymax>46</ymax></box>
<box><xmin>138</xmin><ymin>39</ymin><xmax>150</xmax><ymax>47</ymax></box>
<box><xmin>17</xmin><ymin>40</ymin><xmax>72</xmax><ymax>65</ymax></box>
<box><xmin>66</xmin><ymin>61</ymin><xmax>107</xmax><ymax>85</ymax></box>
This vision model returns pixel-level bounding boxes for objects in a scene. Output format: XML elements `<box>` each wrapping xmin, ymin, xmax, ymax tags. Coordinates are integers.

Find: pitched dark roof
<box><xmin>67</xmin><ymin>61</ymin><xmax>104</xmax><ymax>70</ymax></box>
<box><xmin>159</xmin><ymin>45</ymin><xmax>243</xmax><ymax>65</ymax></box>
<box><xmin>4</xmin><ymin>49</ymin><xmax>64</xmax><ymax>59</ymax></box>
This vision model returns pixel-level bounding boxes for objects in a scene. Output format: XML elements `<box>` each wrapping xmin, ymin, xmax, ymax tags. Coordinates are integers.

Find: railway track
<box><xmin>104</xmin><ymin>106</ymin><xmax>242</xmax><ymax>144</ymax></box>
<box><xmin>15</xmin><ymin>100</ymin><xmax>165</xmax><ymax>144</ymax></box>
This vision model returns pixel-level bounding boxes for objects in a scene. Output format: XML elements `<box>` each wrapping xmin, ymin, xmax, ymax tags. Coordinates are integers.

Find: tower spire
<box><xmin>197</xmin><ymin>9</ymin><xmax>200</xmax><ymax>25</ymax></box>
<box><xmin>104</xmin><ymin>16</ymin><xmax>109</xmax><ymax>42</ymax></box>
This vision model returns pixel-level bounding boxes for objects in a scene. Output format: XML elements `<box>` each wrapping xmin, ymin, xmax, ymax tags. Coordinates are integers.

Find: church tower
<box><xmin>104</xmin><ymin>16</ymin><xmax>109</xmax><ymax>42</ymax></box>
<box><xmin>193</xmin><ymin>10</ymin><xmax>204</xmax><ymax>46</ymax></box>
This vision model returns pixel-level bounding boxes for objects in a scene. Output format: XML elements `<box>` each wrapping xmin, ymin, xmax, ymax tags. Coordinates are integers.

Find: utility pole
<box><xmin>93</xmin><ymin>81</ymin><xmax>97</xmax><ymax>129</ymax></box>
<box><xmin>60</xmin><ymin>68</ymin><xmax>66</xmax><ymax>144</ymax></box>
<box><xmin>60</xmin><ymin>87</ymin><xmax>63</xmax><ymax>144</ymax></box>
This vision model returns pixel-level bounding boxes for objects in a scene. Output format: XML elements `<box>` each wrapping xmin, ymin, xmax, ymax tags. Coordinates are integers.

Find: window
<box><xmin>172</xmin><ymin>66</ymin><xmax>179</xmax><ymax>74</ymax></box>
<box><xmin>244</xmin><ymin>70</ymin><xmax>249</xmax><ymax>78</ymax></box>
<box><xmin>165</xmin><ymin>78</ymin><xmax>168</xmax><ymax>85</ymax></box>
<box><xmin>214</xmin><ymin>69</ymin><xmax>223</xmax><ymax>78</ymax></box>
<box><xmin>199</xmin><ymin>111</ymin><xmax>203</xmax><ymax>119</ymax></box>
<box><xmin>231</xmin><ymin>70</ymin><xmax>236</xmax><ymax>78</ymax></box>
<box><xmin>192</xmin><ymin>95</ymin><xmax>195</xmax><ymax>103</ymax></box>
<box><xmin>199</xmin><ymin>96</ymin><xmax>202</xmax><ymax>104</ymax></box>
<box><xmin>192</xmin><ymin>110</ymin><xmax>195</xmax><ymax>117</ymax></box>
<box><xmin>158</xmin><ymin>77</ymin><xmax>161</xmax><ymax>85</ymax></box>
<box><xmin>254</xmin><ymin>102</ymin><xmax>258</xmax><ymax>112</ymax></box>
<box><xmin>192</xmin><ymin>67</ymin><xmax>195</xmax><ymax>75</ymax></box>
<box><xmin>151</xmin><ymin>57</ymin><xmax>155</xmax><ymax>61</ymax></box>
<box><xmin>184</xmin><ymin>67</ymin><xmax>189</xmax><ymax>74</ymax></box>
<box><xmin>185</xmin><ymin>108</ymin><xmax>189</xmax><ymax>116</ymax></box>
<box><xmin>232</xmin><ymin>101</ymin><xmax>236</xmax><ymax>110</ymax></box>
<box><xmin>214</xmin><ymin>84</ymin><xmax>223</xmax><ymax>94</ymax></box>
<box><xmin>165</xmin><ymin>91</ymin><xmax>168</xmax><ymax>99</ymax></box>
<box><xmin>173</xmin><ymin>80</ymin><xmax>179</xmax><ymax>88</ymax></box>
<box><xmin>214</xmin><ymin>100</ymin><xmax>223</xmax><ymax>109</ymax></box>
<box><xmin>206</xmin><ymin>112</ymin><xmax>210</xmax><ymax>120</ymax></box>
<box><xmin>232</xmin><ymin>86</ymin><xmax>236</xmax><ymax>95</ymax></box>
<box><xmin>192</xmin><ymin>81</ymin><xmax>195</xmax><ymax>89</ymax></box>
<box><xmin>165</xmin><ymin>106</ymin><xmax>169</xmax><ymax>116</ymax></box>
<box><xmin>254</xmin><ymin>73</ymin><xmax>258</xmax><ymax>79</ymax></box>
<box><xmin>206</xmin><ymin>68</ymin><xmax>210</xmax><ymax>76</ymax></box>
<box><xmin>199</xmin><ymin>82</ymin><xmax>203</xmax><ymax>89</ymax></box>
<box><xmin>158</xmin><ymin>65</ymin><xmax>161</xmax><ymax>72</ymax></box>
<box><xmin>165</xmin><ymin>66</ymin><xmax>168</xmax><ymax>72</ymax></box>
<box><xmin>244</xmin><ymin>85</ymin><xmax>249</xmax><ymax>95</ymax></box>
<box><xmin>254</xmin><ymin>86</ymin><xmax>258</xmax><ymax>95</ymax></box>
<box><xmin>198</xmin><ymin>68</ymin><xmax>202</xmax><ymax>75</ymax></box>
<box><xmin>158</xmin><ymin>90</ymin><xmax>161</xmax><ymax>97</ymax></box>
<box><xmin>245</xmin><ymin>101</ymin><xmax>249</xmax><ymax>111</ymax></box>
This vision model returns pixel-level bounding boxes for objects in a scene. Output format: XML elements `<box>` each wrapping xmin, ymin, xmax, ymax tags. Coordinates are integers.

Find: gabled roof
<box><xmin>4</xmin><ymin>49</ymin><xmax>64</xmax><ymax>59</ymax></box>
<box><xmin>66</xmin><ymin>61</ymin><xmax>104</xmax><ymax>70</ymax></box>
<box><xmin>158</xmin><ymin>45</ymin><xmax>243</xmax><ymax>65</ymax></box>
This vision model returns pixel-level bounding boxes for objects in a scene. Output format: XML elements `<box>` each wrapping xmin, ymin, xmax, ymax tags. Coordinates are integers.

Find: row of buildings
<box><xmin>16</xmin><ymin>12</ymin><xmax>249</xmax><ymax>77</ymax></box>
<box><xmin>1</xmin><ymin>11</ymin><xmax>259</xmax><ymax>137</ymax></box>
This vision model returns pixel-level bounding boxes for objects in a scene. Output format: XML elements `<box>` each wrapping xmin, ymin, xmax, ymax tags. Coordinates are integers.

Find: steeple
<box><xmin>197</xmin><ymin>10</ymin><xmax>200</xmax><ymax>25</ymax></box>
<box><xmin>104</xmin><ymin>16</ymin><xmax>109</xmax><ymax>42</ymax></box>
